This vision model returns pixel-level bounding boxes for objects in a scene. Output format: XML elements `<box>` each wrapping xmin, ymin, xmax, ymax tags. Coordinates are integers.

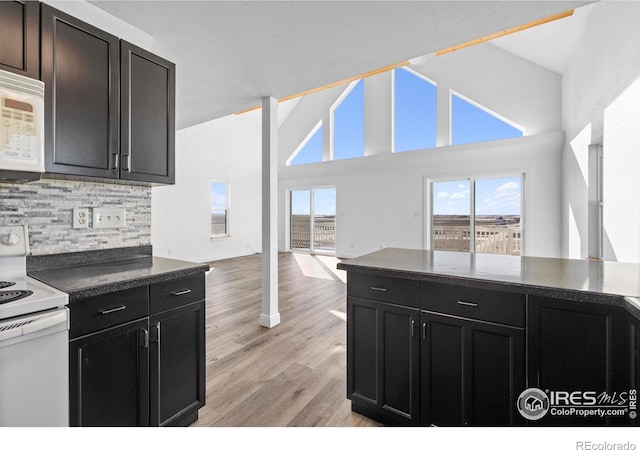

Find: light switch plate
<box><xmin>93</xmin><ymin>208</ymin><xmax>126</xmax><ymax>229</ymax></box>
<box><xmin>73</xmin><ymin>208</ymin><xmax>89</xmax><ymax>229</ymax></box>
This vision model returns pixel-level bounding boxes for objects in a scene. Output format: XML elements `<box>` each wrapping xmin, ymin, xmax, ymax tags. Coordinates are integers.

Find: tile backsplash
<box><xmin>0</xmin><ymin>178</ymin><xmax>151</xmax><ymax>255</ymax></box>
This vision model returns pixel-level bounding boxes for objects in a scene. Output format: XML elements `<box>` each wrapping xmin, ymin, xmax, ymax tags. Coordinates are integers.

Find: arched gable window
<box><xmin>451</xmin><ymin>91</ymin><xmax>524</xmax><ymax>145</ymax></box>
<box><xmin>394</xmin><ymin>68</ymin><xmax>437</xmax><ymax>152</ymax></box>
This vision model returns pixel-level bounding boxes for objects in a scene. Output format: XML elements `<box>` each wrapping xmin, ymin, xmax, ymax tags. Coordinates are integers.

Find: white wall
<box><xmin>277</xmin><ymin>37</ymin><xmax>563</xmax><ymax>259</ymax></box>
<box><xmin>414</xmin><ymin>42</ymin><xmax>561</xmax><ymax>137</ymax></box>
<box><xmin>280</xmin><ymin>132</ymin><xmax>564</xmax><ymax>259</ymax></box>
<box><xmin>152</xmin><ymin>113</ymin><xmax>262</xmax><ymax>263</ymax></box>
<box><xmin>562</xmin><ymin>1</ymin><xmax>640</xmax><ymax>262</ymax></box>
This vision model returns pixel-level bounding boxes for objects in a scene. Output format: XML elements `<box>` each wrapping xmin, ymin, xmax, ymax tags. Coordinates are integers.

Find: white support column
<box><xmin>260</xmin><ymin>96</ymin><xmax>280</xmax><ymax>328</ymax></box>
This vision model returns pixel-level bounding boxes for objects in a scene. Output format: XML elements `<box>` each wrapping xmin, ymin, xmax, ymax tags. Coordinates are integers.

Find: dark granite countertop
<box><xmin>337</xmin><ymin>248</ymin><xmax>640</xmax><ymax>312</ymax></box>
<box><xmin>27</xmin><ymin>246</ymin><xmax>210</xmax><ymax>301</ymax></box>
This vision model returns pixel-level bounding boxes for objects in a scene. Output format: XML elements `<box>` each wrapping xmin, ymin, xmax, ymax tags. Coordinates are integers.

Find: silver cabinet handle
<box><xmin>122</xmin><ymin>154</ymin><xmax>131</xmax><ymax>173</ymax></box>
<box><xmin>171</xmin><ymin>289</ymin><xmax>192</xmax><ymax>296</ymax></box>
<box><xmin>152</xmin><ymin>322</ymin><xmax>161</xmax><ymax>344</ymax></box>
<box><xmin>141</xmin><ymin>329</ymin><xmax>149</xmax><ymax>348</ymax></box>
<box><xmin>370</xmin><ymin>286</ymin><xmax>387</xmax><ymax>292</ymax></box>
<box><xmin>111</xmin><ymin>153</ymin><xmax>119</xmax><ymax>169</ymax></box>
<box><xmin>411</xmin><ymin>318</ymin><xmax>415</xmax><ymax>337</ymax></box>
<box><xmin>99</xmin><ymin>305</ymin><xmax>126</xmax><ymax>315</ymax></box>
<box><xmin>456</xmin><ymin>300</ymin><xmax>478</xmax><ymax>307</ymax></box>
<box><xmin>422</xmin><ymin>322</ymin><xmax>427</xmax><ymax>340</ymax></box>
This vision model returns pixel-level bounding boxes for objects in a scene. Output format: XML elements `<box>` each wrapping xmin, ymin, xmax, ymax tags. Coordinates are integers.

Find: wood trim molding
<box><xmin>235</xmin><ymin>9</ymin><xmax>574</xmax><ymax>115</ymax></box>
<box><xmin>435</xmin><ymin>9</ymin><xmax>574</xmax><ymax>57</ymax></box>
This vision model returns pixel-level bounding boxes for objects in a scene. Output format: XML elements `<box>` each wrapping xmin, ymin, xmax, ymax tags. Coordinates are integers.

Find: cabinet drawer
<box><xmin>347</xmin><ymin>272</ymin><xmax>419</xmax><ymax>308</ymax></box>
<box><xmin>150</xmin><ymin>273</ymin><xmax>205</xmax><ymax>314</ymax></box>
<box><xmin>421</xmin><ymin>282</ymin><xmax>524</xmax><ymax>327</ymax></box>
<box><xmin>70</xmin><ymin>286</ymin><xmax>149</xmax><ymax>338</ymax></box>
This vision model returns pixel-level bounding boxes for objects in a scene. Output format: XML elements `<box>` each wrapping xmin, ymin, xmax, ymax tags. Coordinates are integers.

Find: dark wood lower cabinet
<box><xmin>527</xmin><ymin>296</ymin><xmax>629</xmax><ymax>426</ymax></box>
<box><xmin>70</xmin><ymin>318</ymin><xmax>150</xmax><ymax>427</ymax></box>
<box><xmin>344</xmin><ymin>271</ymin><xmax>639</xmax><ymax>427</ymax></box>
<box><xmin>421</xmin><ymin>312</ymin><xmax>525</xmax><ymax>426</ymax></box>
<box><xmin>149</xmin><ymin>301</ymin><xmax>206</xmax><ymax>426</ymax></box>
<box><xmin>69</xmin><ymin>274</ymin><xmax>206</xmax><ymax>427</ymax></box>
<box><xmin>347</xmin><ymin>296</ymin><xmax>420</xmax><ymax>425</ymax></box>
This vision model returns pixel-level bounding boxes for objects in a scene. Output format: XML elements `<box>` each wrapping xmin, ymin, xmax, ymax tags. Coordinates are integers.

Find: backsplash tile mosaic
<box><xmin>0</xmin><ymin>178</ymin><xmax>151</xmax><ymax>255</ymax></box>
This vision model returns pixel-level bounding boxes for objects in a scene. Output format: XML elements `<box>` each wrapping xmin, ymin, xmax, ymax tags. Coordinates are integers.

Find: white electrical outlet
<box><xmin>93</xmin><ymin>208</ymin><xmax>126</xmax><ymax>229</ymax></box>
<box><xmin>73</xmin><ymin>208</ymin><xmax>89</xmax><ymax>229</ymax></box>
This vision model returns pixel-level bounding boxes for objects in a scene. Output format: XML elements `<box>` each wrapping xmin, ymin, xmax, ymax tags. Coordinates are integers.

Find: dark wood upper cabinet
<box><xmin>39</xmin><ymin>4</ymin><xmax>175</xmax><ymax>184</ymax></box>
<box><xmin>41</xmin><ymin>3</ymin><xmax>120</xmax><ymax>179</ymax></box>
<box><xmin>0</xmin><ymin>1</ymin><xmax>39</xmax><ymax>79</ymax></box>
<box><xmin>121</xmin><ymin>41</ymin><xmax>175</xmax><ymax>184</ymax></box>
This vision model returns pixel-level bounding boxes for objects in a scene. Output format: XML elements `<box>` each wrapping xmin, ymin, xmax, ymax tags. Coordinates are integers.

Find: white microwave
<box><xmin>0</xmin><ymin>69</ymin><xmax>44</xmax><ymax>182</ymax></box>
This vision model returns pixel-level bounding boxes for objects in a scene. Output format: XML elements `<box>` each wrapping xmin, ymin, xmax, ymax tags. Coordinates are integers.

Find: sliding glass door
<box><xmin>429</xmin><ymin>176</ymin><xmax>523</xmax><ymax>255</ymax></box>
<box><xmin>290</xmin><ymin>188</ymin><xmax>336</xmax><ymax>254</ymax></box>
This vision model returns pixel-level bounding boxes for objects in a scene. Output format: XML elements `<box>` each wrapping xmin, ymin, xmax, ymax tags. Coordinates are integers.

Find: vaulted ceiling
<box><xmin>88</xmin><ymin>0</ymin><xmax>593</xmax><ymax>130</ymax></box>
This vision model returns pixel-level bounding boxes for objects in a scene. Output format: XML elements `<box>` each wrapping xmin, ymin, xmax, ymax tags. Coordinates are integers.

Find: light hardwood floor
<box><xmin>191</xmin><ymin>252</ymin><xmax>380</xmax><ymax>427</ymax></box>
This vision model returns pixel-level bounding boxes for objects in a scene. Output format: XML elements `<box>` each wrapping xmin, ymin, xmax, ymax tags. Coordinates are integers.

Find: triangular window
<box><xmin>290</xmin><ymin>122</ymin><xmax>323</xmax><ymax>165</ymax></box>
<box><xmin>451</xmin><ymin>92</ymin><xmax>523</xmax><ymax>145</ymax></box>
<box><xmin>333</xmin><ymin>80</ymin><xmax>364</xmax><ymax>160</ymax></box>
<box><xmin>394</xmin><ymin>68</ymin><xmax>437</xmax><ymax>152</ymax></box>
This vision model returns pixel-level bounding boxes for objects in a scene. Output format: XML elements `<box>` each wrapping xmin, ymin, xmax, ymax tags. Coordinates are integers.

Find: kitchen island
<box><xmin>337</xmin><ymin>248</ymin><xmax>640</xmax><ymax>427</ymax></box>
<box><xmin>27</xmin><ymin>245</ymin><xmax>209</xmax><ymax>427</ymax></box>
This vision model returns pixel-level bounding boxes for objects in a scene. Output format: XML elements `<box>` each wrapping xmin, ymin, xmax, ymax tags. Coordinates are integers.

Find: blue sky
<box><xmin>291</xmin><ymin>67</ymin><xmax>523</xmax><ymax>165</ymax></box>
<box><xmin>291</xmin><ymin>188</ymin><xmax>336</xmax><ymax>216</ymax></box>
<box><xmin>210</xmin><ymin>181</ymin><xmax>227</xmax><ymax>210</ymax></box>
<box><xmin>433</xmin><ymin>177</ymin><xmax>521</xmax><ymax>216</ymax></box>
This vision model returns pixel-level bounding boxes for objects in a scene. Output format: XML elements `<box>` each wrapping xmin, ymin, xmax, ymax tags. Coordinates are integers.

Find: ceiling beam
<box><xmin>235</xmin><ymin>8</ymin><xmax>574</xmax><ymax>115</ymax></box>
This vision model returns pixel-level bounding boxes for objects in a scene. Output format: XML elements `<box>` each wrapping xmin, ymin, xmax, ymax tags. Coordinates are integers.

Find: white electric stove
<box><xmin>0</xmin><ymin>224</ymin><xmax>69</xmax><ymax>427</ymax></box>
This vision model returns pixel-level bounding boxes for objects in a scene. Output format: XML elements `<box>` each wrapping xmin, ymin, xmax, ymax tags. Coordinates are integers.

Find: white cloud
<box><xmin>496</xmin><ymin>181</ymin><xmax>519</xmax><ymax>192</ymax></box>
<box><xmin>451</xmin><ymin>192</ymin><xmax>466</xmax><ymax>199</ymax></box>
<box><xmin>437</xmin><ymin>192</ymin><xmax>450</xmax><ymax>198</ymax></box>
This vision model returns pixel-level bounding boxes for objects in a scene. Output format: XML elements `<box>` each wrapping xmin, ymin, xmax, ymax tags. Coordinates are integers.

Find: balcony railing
<box><xmin>433</xmin><ymin>226</ymin><xmax>521</xmax><ymax>255</ymax></box>
<box><xmin>291</xmin><ymin>215</ymin><xmax>336</xmax><ymax>252</ymax></box>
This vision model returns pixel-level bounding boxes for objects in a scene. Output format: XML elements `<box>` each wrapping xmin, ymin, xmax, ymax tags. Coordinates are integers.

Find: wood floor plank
<box><xmin>191</xmin><ymin>252</ymin><xmax>379</xmax><ymax>427</ymax></box>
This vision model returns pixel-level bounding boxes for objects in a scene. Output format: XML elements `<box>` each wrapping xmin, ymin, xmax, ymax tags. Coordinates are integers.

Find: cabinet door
<box><xmin>347</xmin><ymin>297</ymin><xmax>420</xmax><ymax>424</ymax></box>
<box><xmin>41</xmin><ymin>4</ymin><xmax>120</xmax><ymax>179</ymax></box>
<box><xmin>120</xmin><ymin>41</ymin><xmax>175</xmax><ymax>184</ymax></box>
<box><xmin>527</xmin><ymin>296</ymin><xmax>628</xmax><ymax>425</ymax></box>
<box><xmin>421</xmin><ymin>312</ymin><xmax>524</xmax><ymax>426</ymax></box>
<box><xmin>149</xmin><ymin>301</ymin><xmax>205</xmax><ymax>426</ymax></box>
<box><xmin>69</xmin><ymin>318</ymin><xmax>150</xmax><ymax>427</ymax></box>
<box><xmin>0</xmin><ymin>1</ymin><xmax>39</xmax><ymax>79</ymax></box>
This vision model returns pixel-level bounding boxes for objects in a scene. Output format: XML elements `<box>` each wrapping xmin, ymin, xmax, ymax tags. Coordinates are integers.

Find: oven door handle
<box><xmin>21</xmin><ymin>310</ymin><xmax>68</xmax><ymax>336</ymax></box>
<box><xmin>0</xmin><ymin>309</ymin><xmax>67</xmax><ymax>342</ymax></box>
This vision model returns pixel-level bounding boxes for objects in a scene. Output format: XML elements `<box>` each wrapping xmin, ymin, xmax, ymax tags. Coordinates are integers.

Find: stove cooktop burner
<box><xmin>0</xmin><ymin>290</ymin><xmax>33</xmax><ymax>305</ymax></box>
<box><xmin>0</xmin><ymin>281</ymin><xmax>17</xmax><ymax>289</ymax></box>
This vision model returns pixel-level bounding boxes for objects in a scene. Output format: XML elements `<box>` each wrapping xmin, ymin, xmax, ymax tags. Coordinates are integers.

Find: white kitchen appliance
<box><xmin>0</xmin><ymin>69</ymin><xmax>45</xmax><ymax>183</ymax></box>
<box><xmin>0</xmin><ymin>225</ymin><xmax>69</xmax><ymax>427</ymax></box>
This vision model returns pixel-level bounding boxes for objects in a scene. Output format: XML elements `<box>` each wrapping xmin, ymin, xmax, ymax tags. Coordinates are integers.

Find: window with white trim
<box><xmin>211</xmin><ymin>180</ymin><xmax>229</xmax><ymax>237</ymax></box>
<box><xmin>394</xmin><ymin>68</ymin><xmax>437</xmax><ymax>152</ymax></box>
<box><xmin>332</xmin><ymin>80</ymin><xmax>364</xmax><ymax>160</ymax></box>
<box><xmin>290</xmin><ymin>121</ymin><xmax>323</xmax><ymax>165</ymax></box>
<box><xmin>450</xmin><ymin>91</ymin><xmax>524</xmax><ymax>145</ymax></box>
<box><xmin>428</xmin><ymin>175</ymin><xmax>523</xmax><ymax>255</ymax></box>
